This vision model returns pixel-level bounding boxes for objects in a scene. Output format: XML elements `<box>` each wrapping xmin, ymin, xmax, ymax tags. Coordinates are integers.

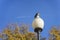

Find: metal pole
<box><xmin>37</xmin><ymin>31</ymin><xmax>40</xmax><ymax>40</ymax></box>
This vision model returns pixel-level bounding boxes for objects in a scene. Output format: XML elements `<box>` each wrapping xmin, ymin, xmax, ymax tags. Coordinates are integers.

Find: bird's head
<box><xmin>34</xmin><ymin>12</ymin><xmax>40</xmax><ymax>18</ymax></box>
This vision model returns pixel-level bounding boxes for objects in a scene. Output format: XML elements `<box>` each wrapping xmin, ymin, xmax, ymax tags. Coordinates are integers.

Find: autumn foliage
<box><xmin>0</xmin><ymin>24</ymin><xmax>37</xmax><ymax>40</ymax></box>
<box><xmin>49</xmin><ymin>26</ymin><xmax>60</xmax><ymax>40</ymax></box>
<box><xmin>0</xmin><ymin>23</ymin><xmax>60</xmax><ymax>40</ymax></box>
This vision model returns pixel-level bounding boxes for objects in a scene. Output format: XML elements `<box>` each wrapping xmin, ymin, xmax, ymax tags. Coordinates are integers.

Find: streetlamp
<box><xmin>32</xmin><ymin>12</ymin><xmax>44</xmax><ymax>40</ymax></box>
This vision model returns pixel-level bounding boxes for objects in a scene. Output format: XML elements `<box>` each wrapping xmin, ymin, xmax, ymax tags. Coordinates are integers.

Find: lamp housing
<box><xmin>32</xmin><ymin>13</ymin><xmax>44</xmax><ymax>32</ymax></box>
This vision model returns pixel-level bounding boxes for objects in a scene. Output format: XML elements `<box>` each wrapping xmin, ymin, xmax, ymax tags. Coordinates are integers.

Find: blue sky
<box><xmin>0</xmin><ymin>0</ymin><xmax>60</xmax><ymax>39</ymax></box>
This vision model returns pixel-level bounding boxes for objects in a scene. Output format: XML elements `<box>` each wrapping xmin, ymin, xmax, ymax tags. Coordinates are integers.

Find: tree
<box><xmin>0</xmin><ymin>23</ymin><xmax>37</xmax><ymax>40</ymax></box>
<box><xmin>49</xmin><ymin>26</ymin><xmax>60</xmax><ymax>40</ymax></box>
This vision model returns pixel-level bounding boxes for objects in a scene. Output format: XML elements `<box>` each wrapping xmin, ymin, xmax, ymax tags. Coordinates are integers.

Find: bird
<box><xmin>32</xmin><ymin>12</ymin><xmax>44</xmax><ymax>32</ymax></box>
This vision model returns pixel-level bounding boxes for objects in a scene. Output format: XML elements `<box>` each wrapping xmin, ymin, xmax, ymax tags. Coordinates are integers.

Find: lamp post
<box><xmin>32</xmin><ymin>12</ymin><xmax>44</xmax><ymax>40</ymax></box>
